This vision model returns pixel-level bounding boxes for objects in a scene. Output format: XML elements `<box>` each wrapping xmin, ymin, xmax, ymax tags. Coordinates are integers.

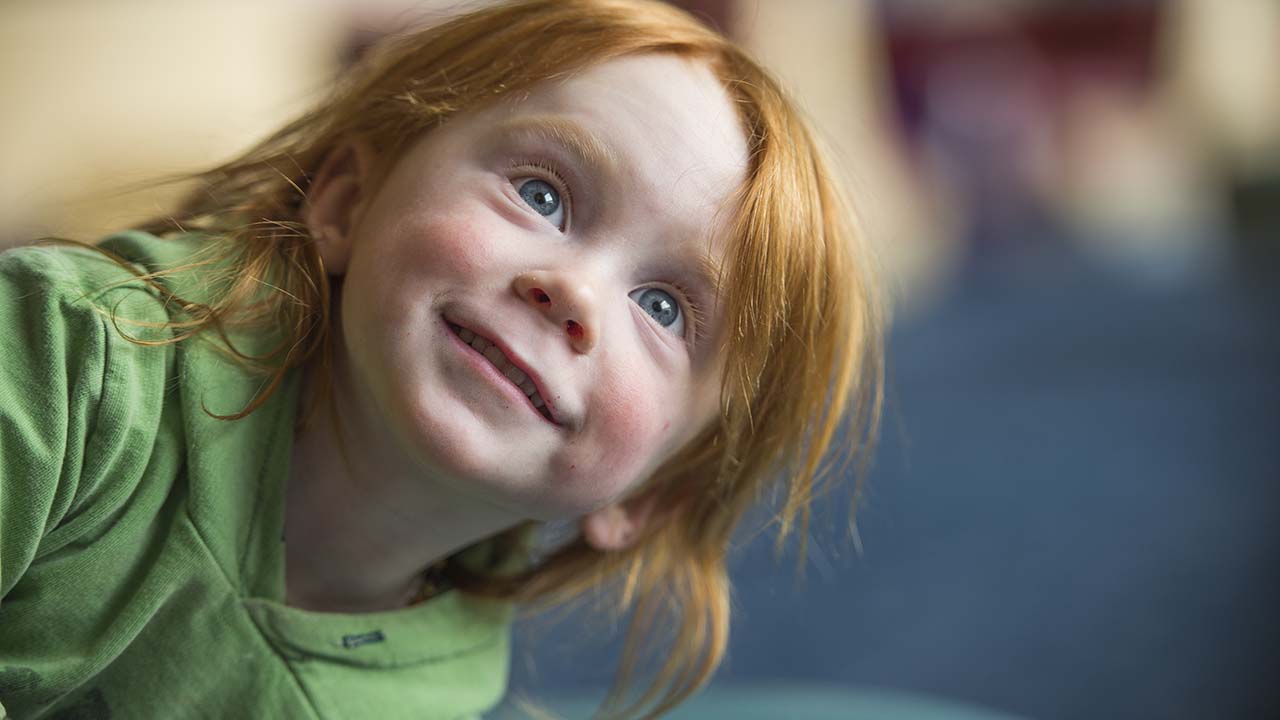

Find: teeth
<box><xmin>456</xmin><ymin>323</ymin><xmax>548</xmax><ymax>416</ymax></box>
<box><xmin>502</xmin><ymin>363</ymin><xmax>527</xmax><ymax>386</ymax></box>
<box><xmin>482</xmin><ymin>345</ymin><xmax>506</xmax><ymax>367</ymax></box>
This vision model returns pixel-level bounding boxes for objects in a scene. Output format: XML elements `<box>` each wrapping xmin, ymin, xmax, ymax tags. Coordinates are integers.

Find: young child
<box><xmin>0</xmin><ymin>0</ymin><xmax>882</xmax><ymax>717</ymax></box>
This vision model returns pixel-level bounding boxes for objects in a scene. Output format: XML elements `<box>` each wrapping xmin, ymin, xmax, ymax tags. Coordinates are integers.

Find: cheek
<box><xmin>347</xmin><ymin>210</ymin><xmax>497</xmax><ymax>338</ymax></box>
<box><xmin>383</xmin><ymin>209</ymin><xmax>497</xmax><ymax>285</ymax></box>
<box><xmin>342</xmin><ymin>203</ymin><xmax>501</xmax><ymax>394</ymax></box>
<box><xmin>599</xmin><ymin>382</ymin><xmax>666</xmax><ymax>461</ymax></box>
<box><xmin>556</xmin><ymin>365</ymin><xmax>683</xmax><ymax>501</ymax></box>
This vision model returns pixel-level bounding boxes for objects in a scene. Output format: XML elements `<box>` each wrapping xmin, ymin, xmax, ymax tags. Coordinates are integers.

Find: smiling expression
<box><xmin>332</xmin><ymin>54</ymin><xmax>749</xmax><ymax>520</ymax></box>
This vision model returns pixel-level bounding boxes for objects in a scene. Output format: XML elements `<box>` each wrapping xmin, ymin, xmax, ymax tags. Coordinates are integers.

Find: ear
<box><xmin>580</xmin><ymin>491</ymin><xmax>664</xmax><ymax>552</ymax></box>
<box><xmin>302</xmin><ymin>138</ymin><xmax>378</xmax><ymax>276</ymax></box>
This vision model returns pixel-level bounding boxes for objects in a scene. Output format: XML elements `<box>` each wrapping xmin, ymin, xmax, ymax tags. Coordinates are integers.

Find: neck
<box><xmin>283</xmin><ymin>360</ymin><xmax>517</xmax><ymax>614</ymax></box>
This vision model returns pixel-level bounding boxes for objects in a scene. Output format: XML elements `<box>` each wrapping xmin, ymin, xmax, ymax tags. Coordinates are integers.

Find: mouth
<box><xmin>444</xmin><ymin>319</ymin><xmax>559</xmax><ymax>425</ymax></box>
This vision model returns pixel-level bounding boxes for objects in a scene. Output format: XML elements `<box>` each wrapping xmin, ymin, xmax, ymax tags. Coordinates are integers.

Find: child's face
<box><xmin>334</xmin><ymin>54</ymin><xmax>748</xmax><ymax>521</ymax></box>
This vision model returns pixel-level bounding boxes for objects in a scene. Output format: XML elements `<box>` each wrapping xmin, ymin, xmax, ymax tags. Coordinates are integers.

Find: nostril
<box><xmin>565</xmin><ymin>320</ymin><xmax>583</xmax><ymax>339</ymax></box>
<box><xmin>531</xmin><ymin>288</ymin><xmax>551</xmax><ymax>304</ymax></box>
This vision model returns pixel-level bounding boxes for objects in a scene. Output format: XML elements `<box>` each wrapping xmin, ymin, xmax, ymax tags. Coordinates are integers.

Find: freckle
<box><xmin>570</xmin><ymin>464</ymin><xmax>575</xmax><ymax>470</ymax></box>
<box><xmin>663</xmin><ymin>421</ymin><xmax>670</xmax><ymax>431</ymax></box>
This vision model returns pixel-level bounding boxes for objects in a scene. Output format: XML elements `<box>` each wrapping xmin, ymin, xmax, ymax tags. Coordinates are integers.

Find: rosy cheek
<box><xmin>599</xmin><ymin>386</ymin><xmax>664</xmax><ymax>458</ymax></box>
<box><xmin>391</xmin><ymin>212</ymin><xmax>496</xmax><ymax>282</ymax></box>
<box><xmin>559</xmin><ymin>372</ymin><xmax>670</xmax><ymax>494</ymax></box>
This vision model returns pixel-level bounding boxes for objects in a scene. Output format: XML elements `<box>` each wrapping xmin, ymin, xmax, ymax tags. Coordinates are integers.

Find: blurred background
<box><xmin>3</xmin><ymin>0</ymin><xmax>1276</xmax><ymax>717</ymax></box>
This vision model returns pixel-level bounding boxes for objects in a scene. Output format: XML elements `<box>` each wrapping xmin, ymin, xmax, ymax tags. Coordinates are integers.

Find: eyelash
<box><xmin>508</xmin><ymin>157</ymin><xmax>705</xmax><ymax>346</ymax></box>
<box><xmin>660</xmin><ymin>280</ymin><xmax>707</xmax><ymax>346</ymax></box>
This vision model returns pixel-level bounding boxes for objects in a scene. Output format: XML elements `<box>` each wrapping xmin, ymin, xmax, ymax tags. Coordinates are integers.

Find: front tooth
<box><xmin>483</xmin><ymin>346</ymin><xmax>506</xmax><ymax>366</ymax></box>
<box><xmin>470</xmin><ymin>336</ymin><xmax>490</xmax><ymax>352</ymax></box>
<box><xmin>502</xmin><ymin>364</ymin><xmax>527</xmax><ymax>385</ymax></box>
<box><xmin>458</xmin><ymin>327</ymin><xmax>475</xmax><ymax>343</ymax></box>
<box><xmin>530</xmin><ymin>392</ymin><xmax>545</xmax><ymax>409</ymax></box>
<box><xmin>518</xmin><ymin>378</ymin><xmax>536</xmax><ymax>395</ymax></box>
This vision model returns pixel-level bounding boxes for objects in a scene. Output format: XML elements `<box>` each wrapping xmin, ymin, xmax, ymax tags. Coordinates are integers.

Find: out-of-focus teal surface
<box><xmin>490</xmin><ymin>684</ymin><xmax>1028</xmax><ymax>719</ymax></box>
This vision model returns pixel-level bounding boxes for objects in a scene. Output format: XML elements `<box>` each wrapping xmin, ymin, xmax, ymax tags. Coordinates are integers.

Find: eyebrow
<box><xmin>493</xmin><ymin>115</ymin><xmax>620</xmax><ymax>180</ymax></box>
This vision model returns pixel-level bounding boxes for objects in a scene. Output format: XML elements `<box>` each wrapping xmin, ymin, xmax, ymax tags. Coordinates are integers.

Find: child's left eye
<box><xmin>514</xmin><ymin>178</ymin><xmax>566</xmax><ymax>230</ymax></box>
<box><xmin>629</xmin><ymin>287</ymin><xmax>685</xmax><ymax>338</ymax></box>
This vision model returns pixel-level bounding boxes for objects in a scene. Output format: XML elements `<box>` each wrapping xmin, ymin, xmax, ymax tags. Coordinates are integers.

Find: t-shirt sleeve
<box><xmin>0</xmin><ymin>245</ymin><xmax>168</xmax><ymax>604</ymax></box>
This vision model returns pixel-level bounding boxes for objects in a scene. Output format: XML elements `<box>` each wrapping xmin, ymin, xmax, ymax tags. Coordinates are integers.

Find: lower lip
<box><xmin>443</xmin><ymin>319</ymin><xmax>556</xmax><ymax>426</ymax></box>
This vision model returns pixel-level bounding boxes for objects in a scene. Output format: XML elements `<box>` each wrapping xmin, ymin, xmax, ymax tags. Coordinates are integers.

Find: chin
<box><xmin>468</xmin><ymin>462</ymin><xmax>634</xmax><ymax>523</ymax></box>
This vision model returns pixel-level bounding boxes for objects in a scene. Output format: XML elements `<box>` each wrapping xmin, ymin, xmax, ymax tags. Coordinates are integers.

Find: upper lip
<box><xmin>446</xmin><ymin>314</ymin><xmax>563</xmax><ymax>427</ymax></box>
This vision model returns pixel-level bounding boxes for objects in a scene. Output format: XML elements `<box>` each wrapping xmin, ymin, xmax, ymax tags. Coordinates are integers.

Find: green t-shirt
<box><xmin>0</xmin><ymin>233</ymin><xmax>512</xmax><ymax>719</ymax></box>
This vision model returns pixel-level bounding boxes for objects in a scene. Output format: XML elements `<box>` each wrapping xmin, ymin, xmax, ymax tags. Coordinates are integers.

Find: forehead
<box><xmin>509</xmin><ymin>54</ymin><xmax>749</xmax><ymax>243</ymax></box>
<box><xmin>536</xmin><ymin>55</ymin><xmax>746</xmax><ymax>192</ymax></box>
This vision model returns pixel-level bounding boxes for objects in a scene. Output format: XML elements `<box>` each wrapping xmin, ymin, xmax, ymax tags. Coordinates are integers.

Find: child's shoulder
<box><xmin>1</xmin><ymin>233</ymin><xmax>187</xmax><ymax>589</ymax></box>
<box><xmin>0</xmin><ymin>231</ymin><xmax>217</xmax><ymax>351</ymax></box>
<box><xmin>3</xmin><ymin>234</ymin><xmax>143</xmax><ymax>315</ymax></box>
<box><xmin>1</xmin><ymin>230</ymin><xmax>201</xmax><ymax>298</ymax></box>
<box><xmin>0</xmin><ymin>230</ymin><xmax>186</xmax><ymax>439</ymax></box>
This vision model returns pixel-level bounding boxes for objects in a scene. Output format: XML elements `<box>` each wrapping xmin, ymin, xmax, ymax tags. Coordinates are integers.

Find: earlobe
<box><xmin>302</xmin><ymin>138</ymin><xmax>378</xmax><ymax>276</ymax></box>
<box><xmin>580</xmin><ymin>493</ymin><xmax>661</xmax><ymax>552</ymax></box>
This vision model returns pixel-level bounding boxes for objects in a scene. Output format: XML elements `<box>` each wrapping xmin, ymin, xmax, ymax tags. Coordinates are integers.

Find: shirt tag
<box><xmin>341</xmin><ymin>630</ymin><xmax>386</xmax><ymax>649</ymax></box>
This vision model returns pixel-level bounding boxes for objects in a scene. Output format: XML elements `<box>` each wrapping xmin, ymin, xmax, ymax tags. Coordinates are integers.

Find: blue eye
<box><xmin>629</xmin><ymin>287</ymin><xmax>684</xmax><ymax>337</ymax></box>
<box><xmin>516</xmin><ymin>178</ymin><xmax>565</xmax><ymax>229</ymax></box>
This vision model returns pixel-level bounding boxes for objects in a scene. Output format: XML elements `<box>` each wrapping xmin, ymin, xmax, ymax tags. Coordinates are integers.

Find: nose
<box><xmin>513</xmin><ymin>271</ymin><xmax>599</xmax><ymax>354</ymax></box>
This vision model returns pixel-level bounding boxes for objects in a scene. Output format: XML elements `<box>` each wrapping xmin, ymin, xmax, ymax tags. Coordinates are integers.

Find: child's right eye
<box><xmin>514</xmin><ymin>177</ymin><xmax>566</xmax><ymax>230</ymax></box>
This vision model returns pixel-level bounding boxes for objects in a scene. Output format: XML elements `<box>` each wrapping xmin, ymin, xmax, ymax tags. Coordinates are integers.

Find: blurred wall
<box><xmin>0</xmin><ymin>1</ymin><xmax>345</xmax><ymax>245</ymax></box>
<box><xmin>1165</xmin><ymin>0</ymin><xmax>1280</xmax><ymax>177</ymax></box>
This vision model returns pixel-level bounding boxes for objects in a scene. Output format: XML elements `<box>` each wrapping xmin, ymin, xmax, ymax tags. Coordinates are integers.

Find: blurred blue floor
<box><xmin>502</xmin><ymin>248</ymin><xmax>1280</xmax><ymax>719</ymax></box>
